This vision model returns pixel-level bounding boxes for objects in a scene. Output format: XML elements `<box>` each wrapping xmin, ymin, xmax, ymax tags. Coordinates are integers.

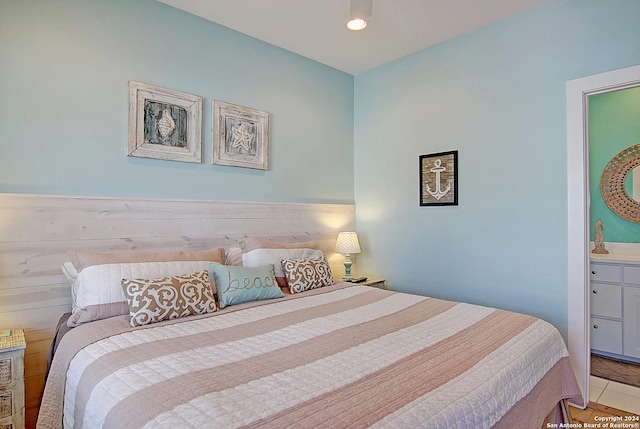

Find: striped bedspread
<box><xmin>38</xmin><ymin>284</ymin><xmax>582</xmax><ymax>429</ymax></box>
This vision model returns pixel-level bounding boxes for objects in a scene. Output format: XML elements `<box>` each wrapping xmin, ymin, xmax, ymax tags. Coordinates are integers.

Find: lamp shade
<box><xmin>335</xmin><ymin>232</ymin><xmax>361</xmax><ymax>254</ymax></box>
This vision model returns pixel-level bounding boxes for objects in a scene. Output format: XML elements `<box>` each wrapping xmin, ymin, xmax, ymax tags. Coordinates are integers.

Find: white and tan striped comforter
<box><xmin>38</xmin><ymin>284</ymin><xmax>582</xmax><ymax>429</ymax></box>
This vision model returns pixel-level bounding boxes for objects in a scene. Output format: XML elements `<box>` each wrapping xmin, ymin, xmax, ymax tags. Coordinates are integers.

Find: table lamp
<box><xmin>335</xmin><ymin>232</ymin><xmax>361</xmax><ymax>280</ymax></box>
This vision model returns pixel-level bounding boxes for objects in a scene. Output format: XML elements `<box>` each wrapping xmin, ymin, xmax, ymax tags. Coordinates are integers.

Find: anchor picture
<box><xmin>419</xmin><ymin>150</ymin><xmax>458</xmax><ymax>206</ymax></box>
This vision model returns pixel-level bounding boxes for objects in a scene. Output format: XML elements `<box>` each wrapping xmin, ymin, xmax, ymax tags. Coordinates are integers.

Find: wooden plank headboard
<box><xmin>0</xmin><ymin>193</ymin><xmax>356</xmax><ymax>428</ymax></box>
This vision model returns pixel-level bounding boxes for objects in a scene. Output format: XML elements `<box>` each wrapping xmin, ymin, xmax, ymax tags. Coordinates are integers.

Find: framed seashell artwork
<box><xmin>128</xmin><ymin>81</ymin><xmax>203</xmax><ymax>163</ymax></box>
<box><xmin>213</xmin><ymin>100</ymin><xmax>269</xmax><ymax>170</ymax></box>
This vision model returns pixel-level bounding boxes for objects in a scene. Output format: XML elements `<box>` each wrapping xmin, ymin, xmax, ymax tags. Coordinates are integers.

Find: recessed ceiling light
<box><xmin>347</xmin><ymin>18</ymin><xmax>367</xmax><ymax>31</ymax></box>
<box><xmin>347</xmin><ymin>0</ymin><xmax>372</xmax><ymax>31</ymax></box>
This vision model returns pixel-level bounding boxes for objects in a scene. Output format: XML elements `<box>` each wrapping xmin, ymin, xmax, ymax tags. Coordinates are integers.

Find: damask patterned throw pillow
<box><xmin>121</xmin><ymin>270</ymin><xmax>216</xmax><ymax>327</ymax></box>
<box><xmin>209</xmin><ymin>263</ymin><xmax>285</xmax><ymax>308</ymax></box>
<box><xmin>281</xmin><ymin>255</ymin><xmax>335</xmax><ymax>294</ymax></box>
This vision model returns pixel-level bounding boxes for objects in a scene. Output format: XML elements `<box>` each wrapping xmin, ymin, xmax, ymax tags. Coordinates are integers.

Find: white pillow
<box><xmin>61</xmin><ymin>262</ymin><xmax>78</xmax><ymax>281</ymax></box>
<box><xmin>67</xmin><ymin>260</ymin><xmax>215</xmax><ymax>327</ymax></box>
<box><xmin>242</xmin><ymin>248</ymin><xmax>323</xmax><ymax>279</ymax></box>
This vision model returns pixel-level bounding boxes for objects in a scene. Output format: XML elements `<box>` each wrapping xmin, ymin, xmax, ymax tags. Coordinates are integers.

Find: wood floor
<box><xmin>564</xmin><ymin>355</ymin><xmax>640</xmax><ymax>426</ymax></box>
<box><xmin>570</xmin><ymin>402</ymin><xmax>640</xmax><ymax>425</ymax></box>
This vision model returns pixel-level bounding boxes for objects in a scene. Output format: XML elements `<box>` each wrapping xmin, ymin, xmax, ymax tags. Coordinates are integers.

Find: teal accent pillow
<box><xmin>209</xmin><ymin>263</ymin><xmax>284</xmax><ymax>308</ymax></box>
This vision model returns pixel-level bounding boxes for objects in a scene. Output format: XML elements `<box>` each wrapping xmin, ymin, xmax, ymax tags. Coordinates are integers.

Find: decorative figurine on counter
<box><xmin>592</xmin><ymin>219</ymin><xmax>609</xmax><ymax>254</ymax></box>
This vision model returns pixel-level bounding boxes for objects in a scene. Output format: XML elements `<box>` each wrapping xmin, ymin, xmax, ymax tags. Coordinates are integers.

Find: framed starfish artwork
<box><xmin>213</xmin><ymin>100</ymin><xmax>269</xmax><ymax>170</ymax></box>
<box><xmin>127</xmin><ymin>81</ymin><xmax>203</xmax><ymax>163</ymax></box>
<box><xmin>419</xmin><ymin>150</ymin><xmax>458</xmax><ymax>206</ymax></box>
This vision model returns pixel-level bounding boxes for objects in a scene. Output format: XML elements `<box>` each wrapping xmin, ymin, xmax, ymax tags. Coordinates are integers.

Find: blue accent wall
<box><xmin>3</xmin><ymin>0</ymin><xmax>640</xmax><ymax>340</ymax></box>
<box><xmin>353</xmin><ymin>0</ymin><xmax>640</xmax><ymax>339</ymax></box>
<box><xmin>589</xmin><ymin>87</ymin><xmax>640</xmax><ymax>242</ymax></box>
<box><xmin>0</xmin><ymin>0</ymin><xmax>354</xmax><ymax>204</ymax></box>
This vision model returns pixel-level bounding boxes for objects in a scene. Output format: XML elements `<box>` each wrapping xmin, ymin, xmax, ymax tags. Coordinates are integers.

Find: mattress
<box><xmin>37</xmin><ymin>283</ymin><xmax>582</xmax><ymax>429</ymax></box>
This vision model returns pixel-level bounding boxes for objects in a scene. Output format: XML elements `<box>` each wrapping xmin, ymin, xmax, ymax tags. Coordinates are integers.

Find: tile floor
<box><xmin>590</xmin><ymin>375</ymin><xmax>640</xmax><ymax>415</ymax></box>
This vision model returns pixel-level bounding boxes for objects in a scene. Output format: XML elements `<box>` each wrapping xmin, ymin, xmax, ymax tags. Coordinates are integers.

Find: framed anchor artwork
<box><xmin>419</xmin><ymin>150</ymin><xmax>458</xmax><ymax>206</ymax></box>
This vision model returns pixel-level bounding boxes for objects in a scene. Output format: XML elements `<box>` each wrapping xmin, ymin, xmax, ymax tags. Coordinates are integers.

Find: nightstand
<box><xmin>362</xmin><ymin>278</ymin><xmax>386</xmax><ymax>290</ymax></box>
<box><xmin>0</xmin><ymin>329</ymin><xmax>26</xmax><ymax>429</ymax></box>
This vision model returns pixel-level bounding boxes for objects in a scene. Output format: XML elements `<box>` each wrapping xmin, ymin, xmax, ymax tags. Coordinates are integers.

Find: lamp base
<box><xmin>343</xmin><ymin>254</ymin><xmax>353</xmax><ymax>280</ymax></box>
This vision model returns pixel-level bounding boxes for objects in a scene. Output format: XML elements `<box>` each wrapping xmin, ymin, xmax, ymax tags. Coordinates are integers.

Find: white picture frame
<box><xmin>213</xmin><ymin>100</ymin><xmax>269</xmax><ymax>170</ymax></box>
<box><xmin>128</xmin><ymin>81</ymin><xmax>203</xmax><ymax>163</ymax></box>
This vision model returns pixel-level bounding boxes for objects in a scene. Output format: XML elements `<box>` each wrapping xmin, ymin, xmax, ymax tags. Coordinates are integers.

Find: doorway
<box><xmin>567</xmin><ymin>64</ymin><xmax>640</xmax><ymax>408</ymax></box>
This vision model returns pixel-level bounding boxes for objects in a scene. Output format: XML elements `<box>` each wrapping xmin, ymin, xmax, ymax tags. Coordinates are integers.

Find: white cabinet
<box><xmin>591</xmin><ymin>318</ymin><xmax>623</xmax><ymax>355</ymax></box>
<box><xmin>591</xmin><ymin>282</ymin><xmax>621</xmax><ymax>319</ymax></box>
<box><xmin>590</xmin><ymin>263</ymin><xmax>623</xmax><ymax>355</ymax></box>
<box><xmin>591</xmin><ymin>264</ymin><xmax>621</xmax><ymax>283</ymax></box>
<box><xmin>591</xmin><ymin>257</ymin><xmax>640</xmax><ymax>362</ymax></box>
<box><xmin>623</xmin><ymin>286</ymin><xmax>640</xmax><ymax>359</ymax></box>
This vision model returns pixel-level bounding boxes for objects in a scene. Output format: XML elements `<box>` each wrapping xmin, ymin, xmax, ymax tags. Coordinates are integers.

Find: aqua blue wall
<box><xmin>353</xmin><ymin>0</ymin><xmax>640</xmax><ymax>339</ymax></box>
<box><xmin>0</xmin><ymin>0</ymin><xmax>354</xmax><ymax>204</ymax></box>
<box><xmin>3</xmin><ymin>0</ymin><xmax>640</xmax><ymax>340</ymax></box>
<box><xmin>589</xmin><ymin>87</ymin><xmax>640</xmax><ymax>242</ymax></box>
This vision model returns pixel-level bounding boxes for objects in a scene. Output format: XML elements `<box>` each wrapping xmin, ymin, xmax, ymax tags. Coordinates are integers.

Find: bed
<box><xmin>36</xmin><ymin>243</ymin><xmax>582</xmax><ymax>429</ymax></box>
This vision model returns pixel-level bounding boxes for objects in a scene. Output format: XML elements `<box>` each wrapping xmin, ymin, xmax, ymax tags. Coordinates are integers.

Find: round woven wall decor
<box><xmin>600</xmin><ymin>143</ymin><xmax>640</xmax><ymax>223</ymax></box>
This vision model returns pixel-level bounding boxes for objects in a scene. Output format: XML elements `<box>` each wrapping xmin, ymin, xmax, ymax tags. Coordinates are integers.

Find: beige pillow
<box><xmin>239</xmin><ymin>238</ymin><xmax>319</xmax><ymax>253</ymax></box>
<box><xmin>281</xmin><ymin>255</ymin><xmax>335</xmax><ymax>294</ymax></box>
<box><xmin>69</xmin><ymin>248</ymin><xmax>225</xmax><ymax>272</ymax></box>
<box><xmin>225</xmin><ymin>247</ymin><xmax>243</xmax><ymax>266</ymax></box>
<box><xmin>121</xmin><ymin>271</ymin><xmax>216</xmax><ymax>327</ymax></box>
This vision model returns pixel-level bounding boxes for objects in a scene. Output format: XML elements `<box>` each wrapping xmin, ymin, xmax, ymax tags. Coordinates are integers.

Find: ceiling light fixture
<box><xmin>347</xmin><ymin>0</ymin><xmax>372</xmax><ymax>31</ymax></box>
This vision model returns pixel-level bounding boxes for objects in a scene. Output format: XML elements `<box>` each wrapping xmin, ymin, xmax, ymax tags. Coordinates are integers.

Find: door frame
<box><xmin>567</xmin><ymin>64</ymin><xmax>640</xmax><ymax>408</ymax></box>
